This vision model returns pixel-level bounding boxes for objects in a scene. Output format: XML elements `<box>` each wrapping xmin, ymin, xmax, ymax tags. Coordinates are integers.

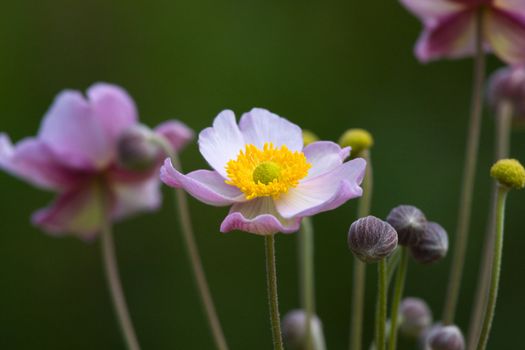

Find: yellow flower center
<box><xmin>225</xmin><ymin>142</ymin><xmax>311</xmax><ymax>200</ymax></box>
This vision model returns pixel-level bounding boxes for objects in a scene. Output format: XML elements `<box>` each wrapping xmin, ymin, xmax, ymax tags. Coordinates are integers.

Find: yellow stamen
<box><xmin>225</xmin><ymin>142</ymin><xmax>311</xmax><ymax>200</ymax></box>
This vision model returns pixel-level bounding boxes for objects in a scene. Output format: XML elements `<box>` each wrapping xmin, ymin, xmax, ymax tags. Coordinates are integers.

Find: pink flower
<box><xmin>400</xmin><ymin>0</ymin><xmax>525</xmax><ymax>64</ymax></box>
<box><xmin>0</xmin><ymin>83</ymin><xmax>193</xmax><ymax>239</ymax></box>
<box><xmin>160</xmin><ymin>108</ymin><xmax>366</xmax><ymax>235</ymax></box>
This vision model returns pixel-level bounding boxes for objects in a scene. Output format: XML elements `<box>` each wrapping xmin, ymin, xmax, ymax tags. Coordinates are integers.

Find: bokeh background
<box><xmin>1</xmin><ymin>0</ymin><xmax>523</xmax><ymax>349</ymax></box>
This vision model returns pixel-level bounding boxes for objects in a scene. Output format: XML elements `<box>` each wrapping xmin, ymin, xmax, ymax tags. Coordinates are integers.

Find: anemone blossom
<box><xmin>161</xmin><ymin>108</ymin><xmax>366</xmax><ymax>235</ymax></box>
<box><xmin>401</xmin><ymin>0</ymin><xmax>525</xmax><ymax>64</ymax></box>
<box><xmin>0</xmin><ymin>83</ymin><xmax>193</xmax><ymax>239</ymax></box>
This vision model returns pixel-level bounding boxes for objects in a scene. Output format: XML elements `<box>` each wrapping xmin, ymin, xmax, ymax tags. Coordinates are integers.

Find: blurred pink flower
<box><xmin>400</xmin><ymin>0</ymin><xmax>525</xmax><ymax>64</ymax></box>
<box><xmin>161</xmin><ymin>108</ymin><xmax>366</xmax><ymax>235</ymax></box>
<box><xmin>0</xmin><ymin>83</ymin><xmax>193</xmax><ymax>239</ymax></box>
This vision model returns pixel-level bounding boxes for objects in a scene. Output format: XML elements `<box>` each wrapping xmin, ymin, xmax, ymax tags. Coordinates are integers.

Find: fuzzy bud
<box><xmin>302</xmin><ymin>130</ymin><xmax>319</xmax><ymax>146</ymax></box>
<box><xmin>338</xmin><ymin>128</ymin><xmax>374</xmax><ymax>156</ymax></box>
<box><xmin>348</xmin><ymin>216</ymin><xmax>398</xmax><ymax>263</ymax></box>
<box><xmin>386</xmin><ymin>205</ymin><xmax>427</xmax><ymax>246</ymax></box>
<box><xmin>399</xmin><ymin>297</ymin><xmax>432</xmax><ymax>338</ymax></box>
<box><xmin>410</xmin><ymin>222</ymin><xmax>448</xmax><ymax>264</ymax></box>
<box><xmin>487</xmin><ymin>65</ymin><xmax>525</xmax><ymax>120</ymax></box>
<box><xmin>427</xmin><ymin>325</ymin><xmax>465</xmax><ymax>350</ymax></box>
<box><xmin>117</xmin><ymin>125</ymin><xmax>160</xmax><ymax>171</ymax></box>
<box><xmin>282</xmin><ymin>310</ymin><xmax>326</xmax><ymax>350</ymax></box>
<box><xmin>490</xmin><ymin>158</ymin><xmax>525</xmax><ymax>190</ymax></box>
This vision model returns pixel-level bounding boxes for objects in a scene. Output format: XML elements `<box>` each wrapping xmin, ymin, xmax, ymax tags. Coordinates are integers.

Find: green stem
<box><xmin>154</xmin><ymin>137</ymin><xmax>229</xmax><ymax>350</ymax></box>
<box><xmin>349</xmin><ymin>151</ymin><xmax>373</xmax><ymax>350</ymax></box>
<box><xmin>442</xmin><ymin>8</ymin><xmax>486</xmax><ymax>325</ymax></box>
<box><xmin>467</xmin><ymin>101</ymin><xmax>513</xmax><ymax>349</ymax></box>
<box><xmin>387</xmin><ymin>247</ymin><xmax>408</xmax><ymax>350</ymax></box>
<box><xmin>299</xmin><ymin>217</ymin><xmax>316</xmax><ymax>350</ymax></box>
<box><xmin>375</xmin><ymin>259</ymin><xmax>388</xmax><ymax>350</ymax></box>
<box><xmin>101</xmin><ymin>218</ymin><xmax>141</xmax><ymax>350</ymax></box>
<box><xmin>475</xmin><ymin>186</ymin><xmax>508</xmax><ymax>350</ymax></box>
<box><xmin>265</xmin><ymin>234</ymin><xmax>284</xmax><ymax>350</ymax></box>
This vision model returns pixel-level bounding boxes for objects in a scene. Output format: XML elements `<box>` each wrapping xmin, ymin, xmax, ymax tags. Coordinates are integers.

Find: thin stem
<box><xmin>349</xmin><ymin>151</ymin><xmax>373</xmax><ymax>350</ymax></box>
<box><xmin>442</xmin><ymin>9</ymin><xmax>486</xmax><ymax>325</ymax></box>
<box><xmin>101</xmin><ymin>217</ymin><xmax>141</xmax><ymax>350</ymax></box>
<box><xmin>467</xmin><ymin>102</ymin><xmax>513</xmax><ymax>349</ymax></box>
<box><xmin>475</xmin><ymin>187</ymin><xmax>508</xmax><ymax>350</ymax></box>
<box><xmin>299</xmin><ymin>217</ymin><xmax>316</xmax><ymax>350</ymax></box>
<box><xmin>265</xmin><ymin>234</ymin><xmax>284</xmax><ymax>350</ymax></box>
<box><xmin>169</xmin><ymin>153</ymin><xmax>229</xmax><ymax>350</ymax></box>
<box><xmin>375</xmin><ymin>259</ymin><xmax>388</xmax><ymax>350</ymax></box>
<box><xmin>387</xmin><ymin>247</ymin><xmax>409</xmax><ymax>350</ymax></box>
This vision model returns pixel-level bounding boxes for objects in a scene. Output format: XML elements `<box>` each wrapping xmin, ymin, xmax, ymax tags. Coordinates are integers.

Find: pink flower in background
<box><xmin>161</xmin><ymin>108</ymin><xmax>366</xmax><ymax>235</ymax></box>
<box><xmin>400</xmin><ymin>0</ymin><xmax>525</xmax><ymax>64</ymax></box>
<box><xmin>0</xmin><ymin>83</ymin><xmax>193</xmax><ymax>239</ymax></box>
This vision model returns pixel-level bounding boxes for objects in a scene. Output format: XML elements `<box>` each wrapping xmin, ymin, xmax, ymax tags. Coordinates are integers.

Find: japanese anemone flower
<box><xmin>400</xmin><ymin>0</ymin><xmax>525</xmax><ymax>64</ymax></box>
<box><xmin>0</xmin><ymin>83</ymin><xmax>193</xmax><ymax>239</ymax></box>
<box><xmin>160</xmin><ymin>108</ymin><xmax>366</xmax><ymax>235</ymax></box>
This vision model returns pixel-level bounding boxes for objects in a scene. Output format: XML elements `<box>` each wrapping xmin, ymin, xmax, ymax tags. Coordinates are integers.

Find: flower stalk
<box><xmin>299</xmin><ymin>217</ymin><xmax>316</xmax><ymax>350</ymax></box>
<box><xmin>349</xmin><ymin>150</ymin><xmax>373</xmax><ymax>350</ymax></box>
<box><xmin>266</xmin><ymin>234</ymin><xmax>284</xmax><ymax>350</ymax></box>
<box><xmin>467</xmin><ymin>101</ymin><xmax>513</xmax><ymax>349</ymax></box>
<box><xmin>475</xmin><ymin>186</ymin><xmax>508</xmax><ymax>350</ymax></box>
<box><xmin>443</xmin><ymin>9</ymin><xmax>486</xmax><ymax>325</ymax></box>
<box><xmin>388</xmin><ymin>247</ymin><xmax>409</xmax><ymax>350</ymax></box>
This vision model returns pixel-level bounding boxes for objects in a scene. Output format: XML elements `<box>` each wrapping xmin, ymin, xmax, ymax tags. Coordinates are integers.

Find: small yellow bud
<box><xmin>490</xmin><ymin>159</ymin><xmax>525</xmax><ymax>189</ymax></box>
<box><xmin>338</xmin><ymin>128</ymin><xmax>374</xmax><ymax>156</ymax></box>
<box><xmin>302</xmin><ymin>129</ymin><xmax>319</xmax><ymax>146</ymax></box>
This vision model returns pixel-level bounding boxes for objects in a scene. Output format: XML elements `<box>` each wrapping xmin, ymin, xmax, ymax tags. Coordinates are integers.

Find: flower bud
<box><xmin>386</xmin><ymin>205</ymin><xmax>427</xmax><ymax>246</ymax></box>
<box><xmin>399</xmin><ymin>297</ymin><xmax>432</xmax><ymax>338</ymax></box>
<box><xmin>490</xmin><ymin>158</ymin><xmax>525</xmax><ymax>190</ymax></box>
<box><xmin>427</xmin><ymin>325</ymin><xmax>465</xmax><ymax>350</ymax></box>
<box><xmin>282</xmin><ymin>310</ymin><xmax>326</xmax><ymax>350</ymax></box>
<box><xmin>117</xmin><ymin>125</ymin><xmax>160</xmax><ymax>171</ymax></box>
<box><xmin>338</xmin><ymin>128</ymin><xmax>374</xmax><ymax>157</ymax></box>
<box><xmin>302</xmin><ymin>129</ymin><xmax>319</xmax><ymax>146</ymax></box>
<box><xmin>487</xmin><ymin>65</ymin><xmax>525</xmax><ymax>120</ymax></box>
<box><xmin>348</xmin><ymin>216</ymin><xmax>398</xmax><ymax>263</ymax></box>
<box><xmin>410</xmin><ymin>222</ymin><xmax>448</xmax><ymax>264</ymax></box>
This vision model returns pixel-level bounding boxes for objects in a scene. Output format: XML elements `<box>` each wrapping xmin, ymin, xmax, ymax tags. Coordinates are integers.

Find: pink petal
<box><xmin>275</xmin><ymin>158</ymin><xmax>366</xmax><ymax>219</ymax></box>
<box><xmin>485</xmin><ymin>9</ymin><xmax>525</xmax><ymax>65</ymax></box>
<box><xmin>239</xmin><ymin>108</ymin><xmax>303</xmax><ymax>151</ymax></box>
<box><xmin>38</xmin><ymin>90</ymin><xmax>113</xmax><ymax>170</ymax></box>
<box><xmin>400</xmin><ymin>0</ymin><xmax>466</xmax><ymax>25</ymax></box>
<box><xmin>415</xmin><ymin>10</ymin><xmax>477</xmax><ymax>62</ymax></box>
<box><xmin>154</xmin><ymin>120</ymin><xmax>194</xmax><ymax>152</ymax></box>
<box><xmin>198</xmin><ymin>110</ymin><xmax>246</xmax><ymax>178</ymax></box>
<box><xmin>32</xmin><ymin>181</ymin><xmax>107</xmax><ymax>239</ymax></box>
<box><xmin>0</xmin><ymin>134</ymin><xmax>87</xmax><ymax>191</ymax></box>
<box><xmin>494</xmin><ymin>0</ymin><xmax>525</xmax><ymax>18</ymax></box>
<box><xmin>160</xmin><ymin>158</ymin><xmax>245</xmax><ymax>206</ymax></box>
<box><xmin>220</xmin><ymin>197</ymin><xmax>301</xmax><ymax>235</ymax></box>
<box><xmin>303</xmin><ymin>141</ymin><xmax>350</xmax><ymax>180</ymax></box>
<box><xmin>111</xmin><ymin>176</ymin><xmax>162</xmax><ymax>219</ymax></box>
<box><xmin>86</xmin><ymin>83</ymin><xmax>138</xmax><ymax>142</ymax></box>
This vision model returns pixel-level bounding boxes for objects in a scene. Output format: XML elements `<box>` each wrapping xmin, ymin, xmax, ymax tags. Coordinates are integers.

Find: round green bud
<box><xmin>490</xmin><ymin>158</ymin><xmax>525</xmax><ymax>189</ymax></box>
<box><xmin>302</xmin><ymin>129</ymin><xmax>319</xmax><ymax>146</ymax></box>
<box><xmin>338</xmin><ymin>128</ymin><xmax>374</xmax><ymax>156</ymax></box>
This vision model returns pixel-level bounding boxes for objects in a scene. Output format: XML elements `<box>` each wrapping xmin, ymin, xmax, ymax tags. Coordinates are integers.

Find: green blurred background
<box><xmin>1</xmin><ymin>0</ymin><xmax>523</xmax><ymax>349</ymax></box>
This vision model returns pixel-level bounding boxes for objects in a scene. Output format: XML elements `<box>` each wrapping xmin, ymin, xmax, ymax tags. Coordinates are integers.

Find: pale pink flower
<box><xmin>0</xmin><ymin>83</ymin><xmax>193</xmax><ymax>239</ymax></box>
<box><xmin>161</xmin><ymin>108</ymin><xmax>366</xmax><ymax>235</ymax></box>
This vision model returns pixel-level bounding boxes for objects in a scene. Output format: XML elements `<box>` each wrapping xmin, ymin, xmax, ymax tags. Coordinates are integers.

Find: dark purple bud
<box><xmin>399</xmin><ymin>297</ymin><xmax>432</xmax><ymax>338</ymax></box>
<box><xmin>427</xmin><ymin>325</ymin><xmax>465</xmax><ymax>350</ymax></box>
<box><xmin>386</xmin><ymin>205</ymin><xmax>427</xmax><ymax>246</ymax></box>
<box><xmin>117</xmin><ymin>125</ymin><xmax>160</xmax><ymax>171</ymax></box>
<box><xmin>348</xmin><ymin>216</ymin><xmax>398</xmax><ymax>263</ymax></box>
<box><xmin>282</xmin><ymin>310</ymin><xmax>325</xmax><ymax>350</ymax></box>
<box><xmin>410</xmin><ymin>222</ymin><xmax>448</xmax><ymax>264</ymax></box>
<box><xmin>487</xmin><ymin>65</ymin><xmax>525</xmax><ymax>120</ymax></box>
